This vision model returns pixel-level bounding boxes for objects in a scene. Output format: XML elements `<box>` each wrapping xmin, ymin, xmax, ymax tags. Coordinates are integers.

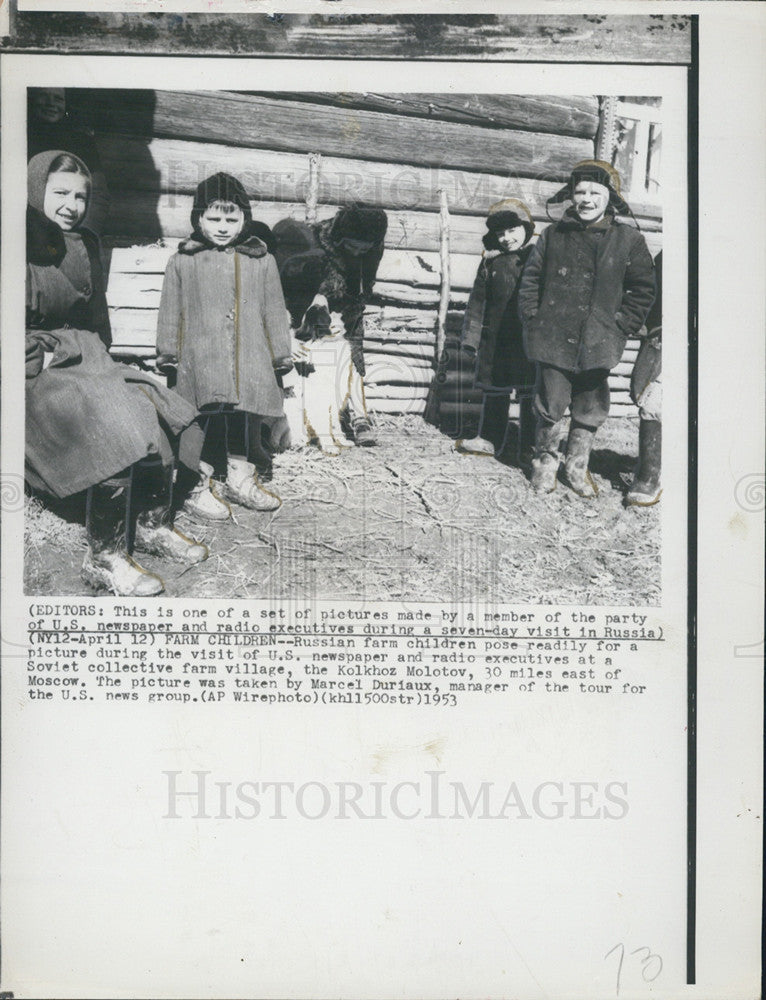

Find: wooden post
<box><xmin>306</xmin><ymin>151</ymin><xmax>321</xmax><ymax>224</ymax></box>
<box><xmin>435</xmin><ymin>188</ymin><xmax>451</xmax><ymax>361</ymax></box>
<box><xmin>596</xmin><ymin>95</ymin><xmax>618</xmax><ymax>162</ymax></box>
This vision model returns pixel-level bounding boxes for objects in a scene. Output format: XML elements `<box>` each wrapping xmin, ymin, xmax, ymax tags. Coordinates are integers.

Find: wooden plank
<box><xmin>103</xmin><ymin>90</ymin><xmax>594</xmax><ymax>179</ymax></box>
<box><xmin>9</xmin><ymin>15</ymin><xmax>691</xmax><ymax>64</ymax></box>
<box><xmin>246</xmin><ymin>93</ymin><xmax>600</xmax><ymax>139</ymax></box>
<box><xmin>99</xmin><ymin>134</ymin><xmax>657</xmax><ymax>222</ymax></box>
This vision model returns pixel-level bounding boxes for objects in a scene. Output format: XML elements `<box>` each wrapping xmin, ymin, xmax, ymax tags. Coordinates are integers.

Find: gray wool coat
<box><xmin>156</xmin><ymin>238</ymin><xmax>292</xmax><ymax>417</ymax></box>
<box><xmin>518</xmin><ymin>211</ymin><xmax>655</xmax><ymax>373</ymax></box>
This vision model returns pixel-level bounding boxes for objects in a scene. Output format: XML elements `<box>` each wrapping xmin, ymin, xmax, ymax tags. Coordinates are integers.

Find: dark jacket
<box><xmin>275</xmin><ymin>208</ymin><xmax>387</xmax><ymax>376</ymax></box>
<box><xmin>518</xmin><ymin>210</ymin><xmax>655</xmax><ymax>373</ymax></box>
<box><xmin>156</xmin><ymin>236</ymin><xmax>292</xmax><ymax>417</ymax></box>
<box><xmin>460</xmin><ymin>243</ymin><xmax>535</xmax><ymax>391</ymax></box>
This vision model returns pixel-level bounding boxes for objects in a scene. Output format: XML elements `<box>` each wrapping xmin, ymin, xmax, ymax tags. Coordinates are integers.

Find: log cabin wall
<box><xmin>93</xmin><ymin>89</ymin><xmax>663</xmax><ymax>417</ymax></box>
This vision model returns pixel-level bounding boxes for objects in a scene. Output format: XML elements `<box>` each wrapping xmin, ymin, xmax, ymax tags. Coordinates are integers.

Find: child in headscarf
<box><xmin>26</xmin><ymin>150</ymin><xmax>206</xmax><ymax>595</ymax></box>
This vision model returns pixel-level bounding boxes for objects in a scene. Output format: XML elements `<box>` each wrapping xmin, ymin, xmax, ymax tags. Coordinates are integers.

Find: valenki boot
<box><xmin>517</xmin><ymin>393</ymin><xmax>536</xmax><ymax>467</ymax></box>
<box><xmin>625</xmin><ymin>419</ymin><xmax>662</xmax><ymax>506</ymax></box>
<box><xmin>530</xmin><ymin>420</ymin><xmax>563</xmax><ymax>493</ymax></box>
<box><xmin>562</xmin><ymin>425</ymin><xmax>598</xmax><ymax>498</ymax></box>
<box><xmin>134</xmin><ymin>462</ymin><xmax>208</xmax><ymax>563</ymax></box>
<box><xmin>81</xmin><ymin>478</ymin><xmax>164</xmax><ymax>596</ymax></box>
<box><xmin>181</xmin><ymin>461</ymin><xmax>232</xmax><ymax>522</ymax></box>
<box><xmin>223</xmin><ymin>456</ymin><xmax>281</xmax><ymax>511</ymax></box>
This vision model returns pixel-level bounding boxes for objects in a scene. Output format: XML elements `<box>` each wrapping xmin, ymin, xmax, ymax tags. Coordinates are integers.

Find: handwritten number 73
<box><xmin>605</xmin><ymin>943</ymin><xmax>663</xmax><ymax>996</ymax></box>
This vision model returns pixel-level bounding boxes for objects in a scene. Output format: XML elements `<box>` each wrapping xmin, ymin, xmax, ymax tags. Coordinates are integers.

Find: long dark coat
<box><xmin>460</xmin><ymin>245</ymin><xmax>535</xmax><ymax>392</ymax></box>
<box><xmin>26</xmin><ymin>223</ymin><xmax>196</xmax><ymax>498</ymax></box>
<box><xmin>156</xmin><ymin>237</ymin><xmax>291</xmax><ymax>418</ymax></box>
<box><xmin>518</xmin><ymin>210</ymin><xmax>655</xmax><ymax>373</ymax></box>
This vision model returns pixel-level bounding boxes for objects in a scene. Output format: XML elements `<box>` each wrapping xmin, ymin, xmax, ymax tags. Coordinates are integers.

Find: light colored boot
<box><xmin>530</xmin><ymin>420</ymin><xmax>563</xmax><ymax>493</ymax></box>
<box><xmin>183</xmin><ymin>462</ymin><xmax>231</xmax><ymax>522</ymax></box>
<box><xmin>223</xmin><ymin>456</ymin><xmax>281</xmax><ymax>511</ymax></box>
<box><xmin>82</xmin><ymin>481</ymin><xmax>164</xmax><ymax>596</ymax></box>
<box><xmin>134</xmin><ymin>464</ymin><xmax>208</xmax><ymax>564</ymax></box>
<box><xmin>456</xmin><ymin>435</ymin><xmax>496</xmax><ymax>457</ymax></box>
<box><xmin>562</xmin><ymin>425</ymin><xmax>599</xmax><ymax>498</ymax></box>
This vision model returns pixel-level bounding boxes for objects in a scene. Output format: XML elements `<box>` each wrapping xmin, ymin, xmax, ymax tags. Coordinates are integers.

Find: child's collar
<box><xmin>178</xmin><ymin>233</ymin><xmax>268</xmax><ymax>258</ymax></box>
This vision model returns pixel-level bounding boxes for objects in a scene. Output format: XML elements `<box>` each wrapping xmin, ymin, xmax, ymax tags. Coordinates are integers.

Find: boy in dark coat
<box><xmin>626</xmin><ymin>249</ymin><xmax>662</xmax><ymax>506</ymax></box>
<box><xmin>156</xmin><ymin>173</ymin><xmax>293</xmax><ymax>519</ymax></box>
<box><xmin>457</xmin><ymin>198</ymin><xmax>537</xmax><ymax>461</ymax></box>
<box><xmin>518</xmin><ymin>160</ymin><xmax>655</xmax><ymax>497</ymax></box>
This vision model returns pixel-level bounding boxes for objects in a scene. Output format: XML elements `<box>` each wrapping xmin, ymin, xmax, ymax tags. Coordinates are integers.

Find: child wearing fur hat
<box><xmin>156</xmin><ymin>172</ymin><xmax>293</xmax><ymax>520</ymax></box>
<box><xmin>518</xmin><ymin>160</ymin><xmax>655</xmax><ymax>497</ymax></box>
<box><xmin>456</xmin><ymin>198</ymin><xmax>537</xmax><ymax>461</ymax></box>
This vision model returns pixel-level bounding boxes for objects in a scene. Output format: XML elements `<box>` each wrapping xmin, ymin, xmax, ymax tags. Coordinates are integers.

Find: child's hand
<box><xmin>154</xmin><ymin>353</ymin><xmax>178</xmax><ymax>375</ymax></box>
<box><xmin>273</xmin><ymin>355</ymin><xmax>294</xmax><ymax>377</ymax></box>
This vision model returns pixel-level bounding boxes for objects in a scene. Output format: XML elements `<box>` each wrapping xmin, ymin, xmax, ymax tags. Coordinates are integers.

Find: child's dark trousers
<box><xmin>534</xmin><ymin>364</ymin><xmax>611</xmax><ymax>430</ymax></box>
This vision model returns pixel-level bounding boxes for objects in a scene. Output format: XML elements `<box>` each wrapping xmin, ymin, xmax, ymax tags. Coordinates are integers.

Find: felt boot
<box><xmin>181</xmin><ymin>462</ymin><xmax>232</xmax><ymax>522</ymax></box>
<box><xmin>223</xmin><ymin>456</ymin><xmax>281</xmax><ymax>511</ymax></box>
<box><xmin>530</xmin><ymin>420</ymin><xmax>563</xmax><ymax>493</ymax></box>
<box><xmin>134</xmin><ymin>462</ymin><xmax>208</xmax><ymax>563</ymax></box>
<box><xmin>517</xmin><ymin>393</ymin><xmax>536</xmax><ymax>468</ymax></box>
<box><xmin>81</xmin><ymin>477</ymin><xmax>164</xmax><ymax>596</ymax></box>
<box><xmin>562</xmin><ymin>425</ymin><xmax>598</xmax><ymax>498</ymax></box>
<box><xmin>625</xmin><ymin>420</ymin><xmax>662</xmax><ymax>507</ymax></box>
<box><xmin>351</xmin><ymin>415</ymin><xmax>377</xmax><ymax>447</ymax></box>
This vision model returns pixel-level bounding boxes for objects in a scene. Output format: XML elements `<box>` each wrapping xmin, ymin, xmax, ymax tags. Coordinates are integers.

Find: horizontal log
<box><xmin>367</xmin><ymin>399</ymin><xmax>427</xmax><ymax>416</ymax></box>
<box><xmin>366</xmin><ymin>349</ymin><xmax>433</xmax><ymax>368</ymax></box>
<box><xmin>96</xmin><ymin>134</ymin><xmax>600</xmax><ymax>221</ymax></box>
<box><xmin>106</xmin><ymin>272</ymin><xmax>470</xmax><ymax>311</ymax></box>
<box><xmin>103</xmin><ymin>191</ymin><xmax>661</xmax><ymax>254</ymax></box>
<box><xmin>365</xmin><ymin>385</ymin><xmax>430</xmax><ymax>400</ymax></box>
<box><xmin>245</xmin><ymin>93</ymin><xmax>600</xmax><ymax>139</ymax></box>
<box><xmin>22</xmin><ymin>16</ymin><xmax>691</xmax><ymax>64</ymax></box>
<box><xmin>107</xmin><ymin>241</ymin><xmax>482</xmax><ymax>291</ymax></box>
<box><xmin>97</xmin><ymin>90</ymin><xmax>594</xmax><ymax>179</ymax></box>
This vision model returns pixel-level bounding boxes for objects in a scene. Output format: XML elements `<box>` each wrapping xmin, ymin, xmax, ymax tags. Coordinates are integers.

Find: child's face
<box><xmin>199</xmin><ymin>203</ymin><xmax>245</xmax><ymax>246</ymax></box>
<box><xmin>572</xmin><ymin>181</ymin><xmax>610</xmax><ymax>224</ymax></box>
<box><xmin>495</xmin><ymin>225</ymin><xmax>528</xmax><ymax>252</ymax></box>
<box><xmin>43</xmin><ymin>170</ymin><xmax>88</xmax><ymax>230</ymax></box>
<box><xmin>32</xmin><ymin>88</ymin><xmax>66</xmax><ymax>125</ymax></box>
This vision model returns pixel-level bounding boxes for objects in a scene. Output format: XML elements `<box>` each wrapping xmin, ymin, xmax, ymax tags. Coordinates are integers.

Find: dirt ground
<box><xmin>25</xmin><ymin>413</ymin><xmax>660</xmax><ymax>606</ymax></box>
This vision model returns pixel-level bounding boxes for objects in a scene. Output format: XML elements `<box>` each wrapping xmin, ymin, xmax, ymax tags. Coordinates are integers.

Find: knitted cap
<box><xmin>191</xmin><ymin>172</ymin><xmax>253</xmax><ymax>233</ymax></box>
<box><xmin>484</xmin><ymin>198</ymin><xmax>535</xmax><ymax>243</ymax></box>
<box><xmin>548</xmin><ymin>159</ymin><xmax>630</xmax><ymax>215</ymax></box>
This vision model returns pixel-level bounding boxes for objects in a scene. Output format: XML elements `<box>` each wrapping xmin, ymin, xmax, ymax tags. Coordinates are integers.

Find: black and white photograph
<box><xmin>0</xmin><ymin>8</ymin><xmax>763</xmax><ymax>1000</ymax></box>
<box><xmin>23</xmin><ymin>85</ymin><xmax>665</xmax><ymax>604</ymax></box>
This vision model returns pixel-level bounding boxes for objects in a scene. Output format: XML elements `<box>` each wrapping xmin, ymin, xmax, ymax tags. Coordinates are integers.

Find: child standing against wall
<box><xmin>156</xmin><ymin>173</ymin><xmax>293</xmax><ymax>520</ymax></box>
<box><xmin>456</xmin><ymin>198</ymin><xmax>537</xmax><ymax>462</ymax></box>
<box><xmin>518</xmin><ymin>160</ymin><xmax>655</xmax><ymax>497</ymax></box>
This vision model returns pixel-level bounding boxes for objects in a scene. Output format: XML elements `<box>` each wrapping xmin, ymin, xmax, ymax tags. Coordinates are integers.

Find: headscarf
<box><xmin>27</xmin><ymin>149</ymin><xmax>91</xmax><ymax>265</ymax></box>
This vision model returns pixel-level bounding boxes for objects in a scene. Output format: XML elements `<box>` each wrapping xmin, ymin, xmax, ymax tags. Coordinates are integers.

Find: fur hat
<box><xmin>483</xmin><ymin>198</ymin><xmax>535</xmax><ymax>250</ymax></box>
<box><xmin>548</xmin><ymin>159</ymin><xmax>630</xmax><ymax>215</ymax></box>
<box><xmin>328</xmin><ymin>204</ymin><xmax>388</xmax><ymax>256</ymax></box>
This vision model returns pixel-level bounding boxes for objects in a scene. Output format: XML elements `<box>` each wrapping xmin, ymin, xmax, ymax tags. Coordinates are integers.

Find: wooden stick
<box><xmin>435</xmin><ymin>188</ymin><xmax>451</xmax><ymax>362</ymax></box>
<box><xmin>306</xmin><ymin>152</ymin><xmax>321</xmax><ymax>224</ymax></box>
